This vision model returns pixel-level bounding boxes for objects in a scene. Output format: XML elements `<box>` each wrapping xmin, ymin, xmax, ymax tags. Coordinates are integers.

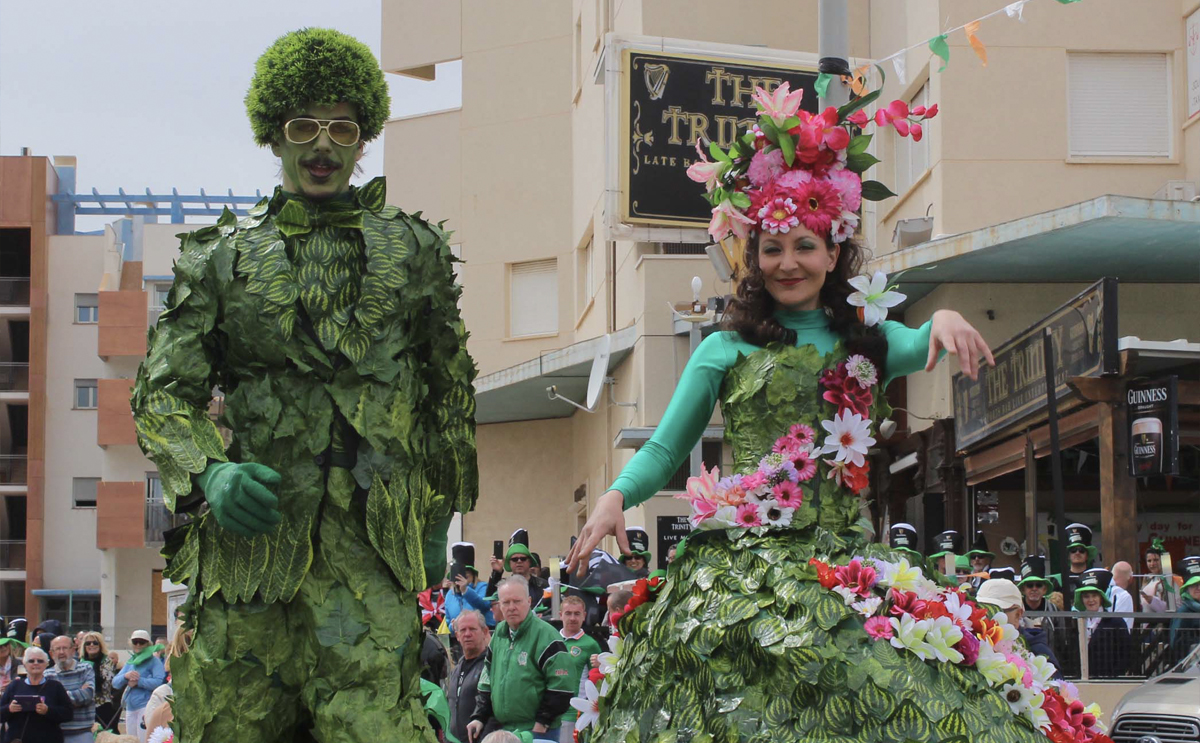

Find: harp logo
<box><xmin>644</xmin><ymin>63</ymin><xmax>669</xmax><ymax>100</ymax></box>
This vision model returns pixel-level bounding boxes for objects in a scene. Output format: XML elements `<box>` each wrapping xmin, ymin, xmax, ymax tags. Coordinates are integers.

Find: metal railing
<box><xmin>0</xmin><ymin>363</ymin><xmax>29</xmax><ymax>392</ymax></box>
<box><xmin>0</xmin><ymin>541</ymin><xmax>25</xmax><ymax>570</ymax></box>
<box><xmin>1028</xmin><ymin>610</ymin><xmax>1200</xmax><ymax>681</ymax></box>
<box><xmin>145</xmin><ymin>497</ymin><xmax>189</xmax><ymax>546</ymax></box>
<box><xmin>0</xmin><ymin>279</ymin><xmax>30</xmax><ymax>306</ymax></box>
<box><xmin>0</xmin><ymin>456</ymin><xmax>26</xmax><ymax>485</ymax></box>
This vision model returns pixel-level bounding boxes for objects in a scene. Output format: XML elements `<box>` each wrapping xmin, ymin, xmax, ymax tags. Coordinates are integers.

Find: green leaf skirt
<box><xmin>587</xmin><ymin>527</ymin><xmax>1048</xmax><ymax>743</ymax></box>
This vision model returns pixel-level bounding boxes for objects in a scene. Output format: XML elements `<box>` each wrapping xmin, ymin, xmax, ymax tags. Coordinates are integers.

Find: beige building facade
<box><xmin>382</xmin><ymin>0</ymin><xmax>1199</xmax><ymax>573</ymax></box>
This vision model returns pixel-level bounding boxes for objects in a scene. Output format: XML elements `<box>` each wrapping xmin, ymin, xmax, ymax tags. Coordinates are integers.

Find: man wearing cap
<box><xmin>1018</xmin><ymin>555</ymin><xmax>1061</xmax><ymax>621</ymax></box>
<box><xmin>1073</xmin><ymin>569</ymin><xmax>1130</xmax><ymax>678</ymax></box>
<box><xmin>112</xmin><ymin>630</ymin><xmax>166</xmax><ymax>743</ymax></box>
<box><xmin>488</xmin><ymin>530</ymin><xmax>548</xmax><ymax>610</ymax></box>
<box><xmin>976</xmin><ymin>579</ymin><xmax>1062</xmax><ymax>674</ymax></box>
<box><xmin>1063</xmin><ymin>523</ymin><xmax>1097</xmax><ymax>603</ymax></box>
<box><xmin>965</xmin><ymin>531</ymin><xmax>995</xmax><ymax>591</ymax></box>
<box><xmin>448</xmin><ymin>542</ymin><xmax>496</xmax><ymax>646</ymax></box>
<box><xmin>618</xmin><ymin>528</ymin><xmax>652</xmax><ymax>578</ymax></box>
<box><xmin>1168</xmin><ymin>556</ymin><xmax>1200</xmax><ymax>658</ymax></box>
<box><xmin>129</xmin><ymin>28</ymin><xmax>478</xmax><ymax>742</ymax></box>
<box><xmin>928</xmin><ymin>530</ymin><xmax>963</xmax><ymax>578</ymax></box>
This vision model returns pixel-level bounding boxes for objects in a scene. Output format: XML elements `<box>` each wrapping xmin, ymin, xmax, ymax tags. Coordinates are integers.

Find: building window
<box><xmin>147</xmin><ymin>281</ymin><xmax>172</xmax><ymax>326</ymax></box>
<box><xmin>1068</xmin><ymin>52</ymin><xmax>1170</xmax><ymax>157</ymax></box>
<box><xmin>74</xmin><ymin>294</ymin><xmax>98</xmax><ymax>324</ymax></box>
<box><xmin>894</xmin><ymin>83</ymin><xmax>929</xmax><ymax>195</ymax></box>
<box><xmin>577</xmin><ymin>237</ymin><xmax>595</xmax><ymax>313</ymax></box>
<box><xmin>145</xmin><ymin>473</ymin><xmax>187</xmax><ymax>546</ymax></box>
<box><xmin>72</xmin><ymin>477</ymin><xmax>99</xmax><ymax>509</ymax></box>
<box><xmin>74</xmin><ymin>379</ymin><xmax>98</xmax><ymax>409</ymax></box>
<box><xmin>41</xmin><ymin>596</ymin><xmax>101</xmax><ymax>635</ymax></box>
<box><xmin>510</xmin><ymin>259</ymin><xmax>558</xmax><ymax>337</ymax></box>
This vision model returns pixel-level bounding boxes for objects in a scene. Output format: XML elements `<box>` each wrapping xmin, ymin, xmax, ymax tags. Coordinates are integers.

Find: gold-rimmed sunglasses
<box><xmin>283</xmin><ymin>118</ymin><xmax>361</xmax><ymax>147</ymax></box>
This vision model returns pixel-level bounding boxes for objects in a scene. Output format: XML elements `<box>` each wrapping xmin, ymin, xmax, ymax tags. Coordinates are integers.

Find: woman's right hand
<box><xmin>566</xmin><ymin>489</ymin><xmax>630</xmax><ymax>577</ymax></box>
<box><xmin>7</xmin><ymin>700</ymin><xmax>19</xmax><ymax>714</ymax></box>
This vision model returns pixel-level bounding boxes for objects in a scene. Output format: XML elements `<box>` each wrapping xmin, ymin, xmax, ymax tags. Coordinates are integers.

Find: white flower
<box><xmin>851</xmin><ymin>596</ymin><xmax>883</xmax><ymax>617</ymax></box>
<box><xmin>989</xmin><ymin>611</ymin><xmax>1020</xmax><ymax>644</ymax></box>
<box><xmin>999</xmin><ymin>682</ymin><xmax>1036</xmax><ymax>717</ymax></box>
<box><xmin>832</xmin><ymin>585</ymin><xmax>859</xmax><ymax>606</ymax></box>
<box><xmin>847</xmin><ymin>271</ymin><xmax>906</xmax><ymax>327</ymax></box>
<box><xmin>757</xmin><ymin>500</ymin><xmax>794</xmax><ymax>528</ymax></box>
<box><xmin>819</xmin><ymin>411</ymin><xmax>876</xmax><ymax>467</ymax></box>
<box><xmin>571</xmin><ymin>680</ymin><xmax>603</xmax><ymax>731</ymax></box>
<box><xmin>889</xmin><ymin>614</ymin><xmax>933</xmax><ymax>661</ymax></box>
<box><xmin>923</xmin><ymin>616</ymin><xmax>964</xmax><ymax>664</ymax></box>
<box><xmin>941</xmin><ymin>591</ymin><xmax>976</xmax><ymax>629</ymax></box>
<box><xmin>1027</xmin><ymin>692</ymin><xmax>1051</xmax><ymax>731</ymax></box>
<box><xmin>148</xmin><ymin>728</ymin><xmax>174</xmax><ymax>743</ymax></box>
<box><xmin>877</xmin><ymin>558</ymin><xmax>923</xmax><ymax>593</ymax></box>
<box><xmin>974</xmin><ymin>643</ymin><xmax>1010</xmax><ymax>686</ymax></box>
<box><xmin>845</xmin><ymin>354</ymin><xmax>878</xmax><ymax>388</ymax></box>
<box><xmin>702</xmin><ymin>505</ymin><xmax>739</xmax><ymax>530</ymax></box>
<box><xmin>1028</xmin><ymin>655</ymin><xmax>1057</xmax><ymax>692</ymax></box>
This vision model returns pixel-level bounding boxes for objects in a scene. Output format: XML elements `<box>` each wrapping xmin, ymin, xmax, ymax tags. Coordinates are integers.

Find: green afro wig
<box><xmin>245</xmin><ymin>28</ymin><xmax>391</xmax><ymax>146</ymax></box>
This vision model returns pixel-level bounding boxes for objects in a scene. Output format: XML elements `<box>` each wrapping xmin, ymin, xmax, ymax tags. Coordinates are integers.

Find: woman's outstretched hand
<box><xmin>927</xmin><ymin>310</ymin><xmax>996</xmax><ymax>380</ymax></box>
<box><xmin>565</xmin><ymin>489</ymin><xmax>631</xmax><ymax>577</ymax></box>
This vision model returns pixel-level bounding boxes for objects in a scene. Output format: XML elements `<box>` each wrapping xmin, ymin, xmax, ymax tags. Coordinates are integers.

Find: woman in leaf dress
<box><xmin>565</xmin><ymin>83</ymin><xmax>1110</xmax><ymax>743</ymax></box>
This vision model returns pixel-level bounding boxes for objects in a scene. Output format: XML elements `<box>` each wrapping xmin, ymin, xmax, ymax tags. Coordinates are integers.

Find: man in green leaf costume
<box><xmin>131</xmin><ymin>28</ymin><xmax>477</xmax><ymax>742</ymax></box>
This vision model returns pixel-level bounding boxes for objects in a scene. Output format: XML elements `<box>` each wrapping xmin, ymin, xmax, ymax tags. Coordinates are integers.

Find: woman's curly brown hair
<box><xmin>722</xmin><ymin>233</ymin><xmax>889</xmax><ymax>374</ymax></box>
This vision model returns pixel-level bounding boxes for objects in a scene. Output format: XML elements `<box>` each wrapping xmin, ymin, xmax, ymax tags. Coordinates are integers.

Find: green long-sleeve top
<box><xmin>610</xmin><ymin>309</ymin><xmax>934</xmax><ymax>509</ymax></box>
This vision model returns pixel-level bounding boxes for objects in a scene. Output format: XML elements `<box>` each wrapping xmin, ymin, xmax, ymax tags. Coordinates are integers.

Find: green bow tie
<box><xmin>274</xmin><ymin>198</ymin><xmax>364</xmax><ymax>237</ymax></box>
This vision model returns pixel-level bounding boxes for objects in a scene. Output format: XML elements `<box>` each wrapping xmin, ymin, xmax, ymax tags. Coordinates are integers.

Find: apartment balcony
<box><xmin>0</xmin><ymin>364</ymin><xmax>28</xmax><ymax>406</ymax></box>
<box><xmin>0</xmin><ymin>279</ymin><xmax>30</xmax><ymax>318</ymax></box>
<box><xmin>0</xmin><ymin>456</ymin><xmax>25</xmax><ymax>486</ymax></box>
<box><xmin>96</xmin><ymin>481</ymin><xmax>146</xmax><ymax>549</ymax></box>
<box><xmin>0</xmin><ymin>541</ymin><xmax>26</xmax><ymax>578</ymax></box>
<box><xmin>145</xmin><ymin>498</ymin><xmax>188</xmax><ymax>547</ymax></box>
<box><xmin>97</xmin><ymin>379</ymin><xmax>136</xmax><ymax>447</ymax></box>
<box><xmin>97</xmin><ymin>290</ymin><xmax>147</xmax><ymax>359</ymax></box>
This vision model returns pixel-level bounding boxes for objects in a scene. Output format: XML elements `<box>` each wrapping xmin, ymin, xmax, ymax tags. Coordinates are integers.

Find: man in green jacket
<box><xmin>131</xmin><ymin>28</ymin><xmax>476</xmax><ymax>743</ymax></box>
<box><xmin>467</xmin><ymin>576</ymin><xmax>574</xmax><ymax>741</ymax></box>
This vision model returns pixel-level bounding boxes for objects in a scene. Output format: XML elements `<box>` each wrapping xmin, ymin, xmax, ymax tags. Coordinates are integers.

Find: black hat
<box><xmin>620</xmin><ymin>528</ymin><xmax>652</xmax><ymax>562</ymax></box>
<box><xmin>987</xmin><ymin>567</ymin><xmax>1017</xmax><ymax>583</ymax></box>
<box><xmin>530</xmin><ymin>552</ymin><xmax>542</xmax><ymax>569</ymax></box>
<box><xmin>1065</xmin><ymin>523</ymin><xmax>1098</xmax><ymax>562</ymax></box>
<box><xmin>1180</xmin><ymin>556</ymin><xmax>1200</xmax><ymax>591</ymax></box>
<box><xmin>1073</xmin><ymin>568</ymin><xmax>1112</xmax><ymax>610</ymax></box>
<box><xmin>929</xmin><ymin>530</ymin><xmax>963</xmax><ymax>559</ymax></box>
<box><xmin>451</xmin><ymin>542</ymin><xmax>477</xmax><ymax>574</ymax></box>
<box><xmin>965</xmin><ymin>530</ymin><xmax>995</xmax><ymax>560</ymax></box>
<box><xmin>1017</xmin><ymin>555</ymin><xmax>1058</xmax><ymax>589</ymax></box>
<box><xmin>888</xmin><ymin>523</ymin><xmax>919</xmax><ymax>551</ymax></box>
<box><xmin>5</xmin><ymin>618</ymin><xmax>24</xmax><ymax>641</ymax></box>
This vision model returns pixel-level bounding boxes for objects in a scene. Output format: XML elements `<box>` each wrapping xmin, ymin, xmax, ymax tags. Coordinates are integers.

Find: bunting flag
<box><xmin>965</xmin><ymin>21</ymin><xmax>988</xmax><ymax>66</ymax></box>
<box><xmin>814</xmin><ymin>72</ymin><xmax>833</xmax><ymax>99</ymax></box>
<box><xmin>892</xmin><ymin>55</ymin><xmax>907</xmax><ymax>85</ymax></box>
<box><xmin>928</xmin><ymin>34</ymin><xmax>950</xmax><ymax>72</ymax></box>
<box><xmin>850</xmin><ymin>66</ymin><xmax>870</xmax><ymax>96</ymax></box>
<box><xmin>1006</xmin><ymin>1</ymin><xmax>1029</xmax><ymax>21</ymax></box>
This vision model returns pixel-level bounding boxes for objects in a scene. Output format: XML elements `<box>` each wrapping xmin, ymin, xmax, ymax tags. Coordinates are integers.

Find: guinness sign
<box><xmin>1127</xmin><ymin>376</ymin><xmax>1179</xmax><ymax>476</ymax></box>
<box><xmin>620</xmin><ymin>49</ymin><xmax>819</xmax><ymax>228</ymax></box>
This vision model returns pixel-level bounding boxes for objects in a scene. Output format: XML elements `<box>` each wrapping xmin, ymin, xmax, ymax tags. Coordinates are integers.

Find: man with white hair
<box><xmin>0</xmin><ymin>646</ymin><xmax>72</xmax><ymax>738</ymax></box>
<box><xmin>467</xmin><ymin>576</ymin><xmax>574</xmax><ymax>741</ymax></box>
<box><xmin>448</xmin><ymin>610</ymin><xmax>491</xmax><ymax>743</ymax></box>
<box><xmin>46</xmin><ymin>635</ymin><xmax>95</xmax><ymax>743</ymax></box>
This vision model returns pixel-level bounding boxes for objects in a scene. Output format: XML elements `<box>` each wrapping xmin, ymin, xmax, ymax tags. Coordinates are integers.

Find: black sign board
<box><xmin>1127</xmin><ymin>376</ymin><xmax>1179</xmax><ymax>476</ymax></box>
<box><xmin>656</xmin><ymin>515</ymin><xmax>692</xmax><ymax>570</ymax></box>
<box><xmin>620</xmin><ymin>49</ymin><xmax>819</xmax><ymax>228</ymax></box>
<box><xmin>953</xmin><ymin>279</ymin><xmax>1119</xmax><ymax>450</ymax></box>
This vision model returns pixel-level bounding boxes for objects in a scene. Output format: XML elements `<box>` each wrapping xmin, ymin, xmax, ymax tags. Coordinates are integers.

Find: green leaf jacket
<box><xmin>131</xmin><ymin>177</ymin><xmax>478</xmax><ymax>604</ymax></box>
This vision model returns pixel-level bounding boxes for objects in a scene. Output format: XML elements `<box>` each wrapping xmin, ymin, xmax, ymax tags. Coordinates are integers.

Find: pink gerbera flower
<box><xmin>771</xmin><ymin>481</ymin><xmax>803</xmax><ymax>509</ymax></box>
<box><xmin>788</xmin><ymin>179</ymin><xmax>843</xmax><ymax>236</ymax></box>
<box><xmin>757</xmin><ymin>195</ymin><xmax>801</xmax><ymax>235</ymax></box>
<box><xmin>735</xmin><ymin>502</ymin><xmax>763</xmax><ymax>528</ymax></box>
<box><xmin>864</xmin><ymin>616</ymin><xmax>894</xmax><ymax>640</ymax></box>
<box><xmin>791</xmin><ymin>447</ymin><xmax>816</xmax><ymax>481</ymax></box>
<box><xmin>789</xmin><ymin>424</ymin><xmax>816</xmax><ymax>445</ymax></box>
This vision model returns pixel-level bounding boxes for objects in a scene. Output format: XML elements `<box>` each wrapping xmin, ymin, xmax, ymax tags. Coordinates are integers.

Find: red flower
<box><xmin>1047</xmin><ymin>726</ymin><xmax>1076</xmax><ymax>743</ymax></box>
<box><xmin>919</xmin><ymin>601</ymin><xmax>950</xmax><ymax>621</ymax></box>
<box><xmin>924</xmin><ymin>103</ymin><xmax>938</xmax><ymax>118</ymax></box>
<box><xmin>821</xmin><ymin>363</ymin><xmax>873</xmax><ymax>417</ymax></box>
<box><xmin>810</xmin><ymin>558</ymin><xmax>838</xmax><ymax>589</ymax></box>
<box><xmin>833</xmin><ymin>558</ymin><xmax>878</xmax><ymax>598</ymax></box>
<box><xmin>843</xmin><ymin>462</ymin><xmax>870</xmax><ymax>493</ymax></box>
<box><xmin>846</xmin><ymin>109</ymin><xmax>869</xmax><ymax>127</ymax></box>
<box><xmin>889</xmin><ymin>589</ymin><xmax>928</xmax><ymax>618</ymax></box>
<box><xmin>954</xmin><ymin>629</ymin><xmax>980</xmax><ymax>665</ymax></box>
<box><xmin>967</xmin><ymin>604</ymin><xmax>990</xmax><ymax>634</ymax></box>
<box><xmin>588</xmin><ymin>667</ymin><xmax>605</xmax><ymax>685</ymax></box>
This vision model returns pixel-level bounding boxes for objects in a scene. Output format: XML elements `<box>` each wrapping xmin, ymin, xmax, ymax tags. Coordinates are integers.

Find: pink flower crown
<box><xmin>687</xmin><ymin>74</ymin><xmax>937</xmax><ymax>245</ymax></box>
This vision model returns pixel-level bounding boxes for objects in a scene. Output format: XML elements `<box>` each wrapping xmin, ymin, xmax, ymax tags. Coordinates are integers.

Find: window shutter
<box><xmin>1069</xmin><ymin>53</ymin><xmax>1170</xmax><ymax>157</ymax></box>
<box><xmin>510</xmin><ymin>259</ymin><xmax>558</xmax><ymax>336</ymax></box>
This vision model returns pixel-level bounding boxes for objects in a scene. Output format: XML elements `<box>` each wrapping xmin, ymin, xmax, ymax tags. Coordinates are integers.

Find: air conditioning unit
<box><xmin>1153</xmin><ymin>180</ymin><xmax>1197</xmax><ymax>201</ymax></box>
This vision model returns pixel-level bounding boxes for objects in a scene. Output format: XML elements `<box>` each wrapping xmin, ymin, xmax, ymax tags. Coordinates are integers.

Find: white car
<box><xmin>1109</xmin><ymin>644</ymin><xmax>1200</xmax><ymax>743</ymax></box>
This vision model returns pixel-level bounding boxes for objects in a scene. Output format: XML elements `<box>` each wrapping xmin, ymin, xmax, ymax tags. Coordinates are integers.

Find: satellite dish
<box><xmin>585</xmin><ymin>334</ymin><xmax>612</xmax><ymax>411</ymax></box>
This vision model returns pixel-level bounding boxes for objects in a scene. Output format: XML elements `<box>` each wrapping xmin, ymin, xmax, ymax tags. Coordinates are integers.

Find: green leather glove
<box><xmin>196</xmin><ymin>461</ymin><xmax>282</xmax><ymax>537</ymax></box>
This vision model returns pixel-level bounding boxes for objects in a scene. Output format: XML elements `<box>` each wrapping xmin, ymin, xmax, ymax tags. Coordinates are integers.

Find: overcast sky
<box><xmin>0</xmin><ymin>0</ymin><xmax>460</xmax><ymax>226</ymax></box>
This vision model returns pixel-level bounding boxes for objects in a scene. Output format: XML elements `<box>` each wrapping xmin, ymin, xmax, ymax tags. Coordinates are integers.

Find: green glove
<box><xmin>197</xmin><ymin>461</ymin><xmax>282</xmax><ymax>537</ymax></box>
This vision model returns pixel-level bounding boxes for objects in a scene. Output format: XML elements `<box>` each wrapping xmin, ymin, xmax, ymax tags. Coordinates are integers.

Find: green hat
<box><xmin>1179</xmin><ymin>556</ymin><xmax>1200</xmax><ymax>591</ymax></box>
<box><xmin>1065</xmin><ymin>522</ymin><xmax>1099</xmax><ymax>563</ymax></box>
<box><xmin>929</xmin><ymin>530</ymin><xmax>963</xmax><ymax>560</ymax></box>
<box><xmin>504</xmin><ymin>543</ymin><xmax>533</xmax><ymax>572</ymax></box>
<box><xmin>246</xmin><ymin>28</ymin><xmax>391</xmax><ymax>146</ymax></box>
<box><xmin>964</xmin><ymin>530</ymin><xmax>995</xmax><ymax>560</ymax></box>
<box><xmin>1072</xmin><ymin>569</ymin><xmax>1112</xmax><ymax>610</ymax></box>
<box><xmin>954</xmin><ymin>555</ymin><xmax>970</xmax><ymax>572</ymax></box>
<box><xmin>1146</xmin><ymin>537</ymin><xmax>1167</xmax><ymax>556</ymax></box>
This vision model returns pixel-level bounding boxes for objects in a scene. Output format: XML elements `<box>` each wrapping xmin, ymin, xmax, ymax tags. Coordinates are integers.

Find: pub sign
<box><xmin>952</xmin><ymin>279</ymin><xmax>1119</xmax><ymax>450</ymax></box>
<box><xmin>620</xmin><ymin>49</ymin><xmax>819</xmax><ymax>228</ymax></box>
<box><xmin>1127</xmin><ymin>376</ymin><xmax>1179</xmax><ymax>477</ymax></box>
<box><xmin>656</xmin><ymin>515</ymin><xmax>692</xmax><ymax>570</ymax></box>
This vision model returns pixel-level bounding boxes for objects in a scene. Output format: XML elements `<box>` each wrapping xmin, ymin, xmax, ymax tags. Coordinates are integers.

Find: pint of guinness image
<box><xmin>1131</xmin><ymin>417</ymin><xmax>1162</xmax><ymax>474</ymax></box>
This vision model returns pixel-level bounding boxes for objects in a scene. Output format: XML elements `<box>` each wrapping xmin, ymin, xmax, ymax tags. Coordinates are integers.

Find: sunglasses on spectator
<box><xmin>84</xmin><ymin>641</ymin><xmax>100</xmax><ymax>646</ymax></box>
<box><xmin>131</xmin><ymin>639</ymin><xmax>149</xmax><ymax>646</ymax></box>
<box><xmin>1068</xmin><ymin>547</ymin><xmax>1088</xmax><ymax>554</ymax></box>
<box><xmin>24</xmin><ymin>659</ymin><xmax>46</xmax><ymax>664</ymax></box>
<box><xmin>508</xmin><ymin>555</ymin><xmax>529</xmax><ymax>562</ymax></box>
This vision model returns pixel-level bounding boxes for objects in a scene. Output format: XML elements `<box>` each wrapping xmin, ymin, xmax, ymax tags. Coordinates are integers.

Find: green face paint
<box><xmin>271</xmin><ymin>102</ymin><xmax>363</xmax><ymax>201</ymax></box>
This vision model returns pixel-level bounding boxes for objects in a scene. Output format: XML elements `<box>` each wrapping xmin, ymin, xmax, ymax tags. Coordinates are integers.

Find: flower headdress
<box><xmin>687</xmin><ymin>71</ymin><xmax>937</xmax><ymax>246</ymax></box>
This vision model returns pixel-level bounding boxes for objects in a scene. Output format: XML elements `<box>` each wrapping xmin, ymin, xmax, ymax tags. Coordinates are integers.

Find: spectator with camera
<box><xmin>0</xmin><ymin>646</ymin><xmax>71</xmax><ymax>743</ymax></box>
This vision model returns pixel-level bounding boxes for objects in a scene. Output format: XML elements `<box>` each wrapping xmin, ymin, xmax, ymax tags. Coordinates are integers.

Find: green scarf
<box><xmin>126</xmin><ymin>644</ymin><xmax>165</xmax><ymax>667</ymax></box>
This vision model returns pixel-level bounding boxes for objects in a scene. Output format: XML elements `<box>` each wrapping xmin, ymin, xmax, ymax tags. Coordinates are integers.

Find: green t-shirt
<box><xmin>559</xmin><ymin>630</ymin><xmax>603</xmax><ymax>724</ymax></box>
